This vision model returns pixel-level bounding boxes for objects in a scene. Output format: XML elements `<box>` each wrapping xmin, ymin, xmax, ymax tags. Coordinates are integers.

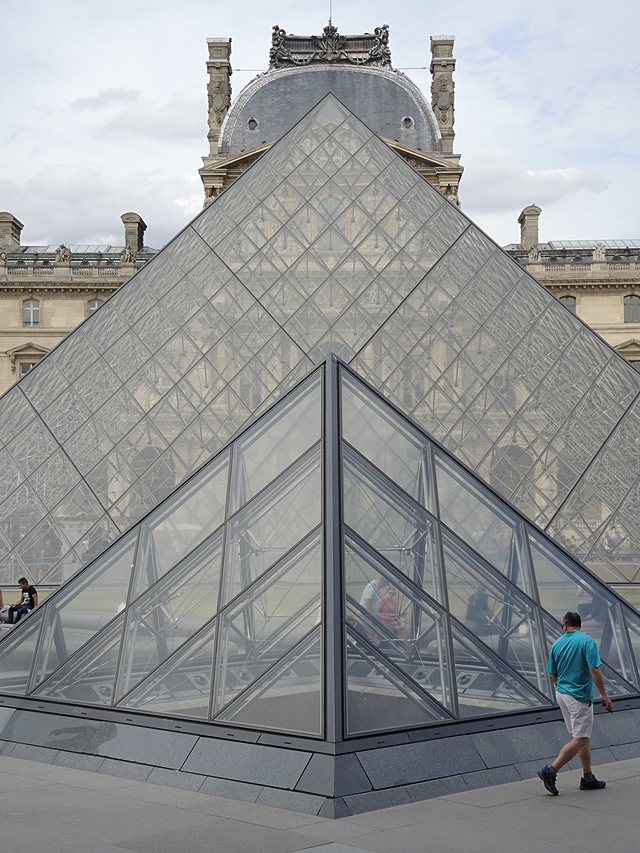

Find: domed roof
<box><xmin>219</xmin><ymin>64</ymin><xmax>441</xmax><ymax>156</ymax></box>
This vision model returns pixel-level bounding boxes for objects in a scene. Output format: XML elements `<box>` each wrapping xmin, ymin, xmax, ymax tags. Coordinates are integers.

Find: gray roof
<box><xmin>219</xmin><ymin>65</ymin><xmax>440</xmax><ymax>156</ymax></box>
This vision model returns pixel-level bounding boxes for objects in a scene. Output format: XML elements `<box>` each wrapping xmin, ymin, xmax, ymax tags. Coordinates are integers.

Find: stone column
<box><xmin>0</xmin><ymin>212</ymin><xmax>24</xmax><ymax>252</ymax></box>
<box><xmin>207</xmin><ymin>38</ymin><xmax>232</xmax><ymax>156</ymax></box>
<box><xmin>518</xmin><ymin>205</ymin><xmax>542</xmax><ymax>250</ymax></box>
<box><xmin>121</xmin><ymin>213</ymin><xmax>147</xmax><ymax>252</ymax></box>
<box><xmin>430</xmin><ymin>37</ymin><xmax>456</xmax><ymax>155</ymax></box>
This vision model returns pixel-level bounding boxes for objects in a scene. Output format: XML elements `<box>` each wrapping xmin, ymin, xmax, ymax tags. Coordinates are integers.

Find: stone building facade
<box><xmin>0</xmin><ymin>213</ymin><xmax>157</xmax><ymax>394</ymax></box>
<box><xmin>198</xmin><ymin>25</ymin><xmax>463</xmax><ymax>207</ymax></box>
<box><xmin>505</xmin><ymin>206</ymin><xmax>640</xmax><ymax>370</ymax></box>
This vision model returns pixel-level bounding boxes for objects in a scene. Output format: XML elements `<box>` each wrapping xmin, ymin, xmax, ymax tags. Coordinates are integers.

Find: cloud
<box><xmin>71</xmin><ymin>88</ymin><xmax>139</xmax><ymax>110</ymax></box>
<box><xmin>0</xmin><ymin>164</ymin><xmax>202</xmax><ymax>248</ymax></box>
<box><xmin>461</xmin><ymin>148</ymin><xmax>608</xmax><ymax>214</ymax></box>
<box><xmin>101</xmin><ymin>89</ymin><xmax>205</xmax><ymax>140</ymax></box>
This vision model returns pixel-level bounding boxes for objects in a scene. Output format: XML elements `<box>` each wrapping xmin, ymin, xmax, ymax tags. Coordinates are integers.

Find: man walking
<box><xmin>538</xmin><ymin>611</ymin><xmax>613</xmax><ymax>795</ymax></box>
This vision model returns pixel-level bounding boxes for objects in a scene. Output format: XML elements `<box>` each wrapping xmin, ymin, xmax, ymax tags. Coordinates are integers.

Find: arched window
<box><xmin>559</xmin><ymin>295</ymin><xmax>576</xmax><ymax>314</ymax></box>
<box><xmin>87</xmin><ymin>299</ymin><xmax>104</xmax><ymax>315</ymax></box>
<box><xmin>23</xmin><ymin>299</ymin><xmax>40</xmax><ymax>326</ymax></box>
<box><xmin>624</xmin><ymin>295</ymin><xmax>640</xmax><ymax>323</ymax></box>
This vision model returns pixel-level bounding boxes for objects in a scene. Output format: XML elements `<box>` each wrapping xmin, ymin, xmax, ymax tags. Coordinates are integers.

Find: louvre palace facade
<box><xmin>0</xmin><ymin>23</ymin><xmax>640</xmax><ymax>816</ymax></box>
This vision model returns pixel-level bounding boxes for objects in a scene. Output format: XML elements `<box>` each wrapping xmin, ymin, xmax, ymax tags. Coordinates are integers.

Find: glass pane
<box><xmin>131</xmin><ymin>450</ymin><xmax>229</xmax><ymax>600</ymax></box>
<box><xmin>0</xmin><ymin>609</ymin><xmax>44</xmax><ymax>695</ymax></box>
<box><xmin>435</xmin><ymin>450</ymin><xmax>534</xmax><ymax>597</ymax></box>
<box><xmin>442</xmin><ymin>531</ymin><xmax>549</xmax><ymax>696</ymax></box>
<box><xmin>344</xmin><ymin>533</ymin><xmax>454</xmax><ymax>713</ymax></box>
<box><xmin>221</xmin><ymin>444</ymin><xmax>321</xmax><ymax>606</ymax></box>
<box><xmin>118</xmin><ymin>618</ymin><xmax>216</xmax><ymax>719</ymax></box>
<box><xmin>529</xmin><ymin>529</ymin><xmax>637</xmax><ymax>685</ymax></box>
<box><xmin>342</xmin><ymin>446</ymin><xmax>442</xmax><ymax>602</ymax></box>
<box><xmin>32</xmin><ymin>532</ymin><xmax>137</xmax><ymax>688</ymax></box>
<box><xmin>229</xmin><ymin>370</ymin><xmax>321</xmax><ymax>514</ymax></box>
<box><xmin>214</xmin><ymin>626</ymin><xmax>323</xmax><ymax>737</ymax></box>
<box><xmin>213</xmin><ymin>530</ymin><xmax>321</xmax><ymax>715</ymax></box>
<box><xmin>451</xmin><ymin>619</ymin><xmax>551</xmax><ymax>718</ymax></box>
<box><xmin>116</xmin><ymin>530</ymin><xmax>223</xmax><ymax>701</ymax></box>
<box><xmin>34</xmin><ymin>613</ymin><xmax>124</xmax><ymax>705</ymax></box>
<box><xmin>345</xmin><ymin>627</ymin><xmax>449</xmax><ymax>735</ymax></box>
<box><xmin>341</xmin><ymin>370</ymin><xmax>434</xmax><ymax>510</ymax></box>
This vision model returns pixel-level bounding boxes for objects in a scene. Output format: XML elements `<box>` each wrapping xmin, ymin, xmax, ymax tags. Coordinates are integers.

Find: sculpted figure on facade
<box><xmin>208</xmin><ymin>77</ymin><xmax>231</xmax><ymax>131</ymax></box>
<box><xmin>593</xmin><ymin>242</ymin><xmax>606</xmax><ymax>262</ymax></box>
<box><xmin>432</xmin><ymin>75</ymin><xmax>454</xmax><ymax>126</ymax></box>
<box><xmin>528</xmin><ymin>245</ymin><xmax>542</xmax><ymax>263</ymax></box>
<box><xmin>269</xmin><ymin>25</ymin><xmax>293</xmax><ymax>68</ymax></box>
<box><xmin>0</xmin><ymin>248</ymin><xmax>6</xmax><ymax>266</ymax></box>
<box><xmin>368</xmin><ymin>25</ymin><xmax>392</xmax><ymax>66</ymax></box>
<box><xmin>119</xmin><ymin>246</ymin><xmax>136</xmax><ymax>263</ymax></box>
<box><xmin>55</xmin><ymin>244</ymin><xmax>71</xmax><ymax>263</ymax></box>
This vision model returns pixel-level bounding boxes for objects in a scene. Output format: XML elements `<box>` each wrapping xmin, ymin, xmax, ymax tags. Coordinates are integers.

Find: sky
<box><xmin>1</xmin><ymin>0</ymin><xmax>639</xmax><ymax>250</ymax></box>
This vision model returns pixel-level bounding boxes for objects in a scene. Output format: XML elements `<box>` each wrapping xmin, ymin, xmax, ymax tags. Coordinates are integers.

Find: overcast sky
<box><xmin>1</xmin><ymin>0</ymin><xmax>638</xmax><ymax>250</ymax></box>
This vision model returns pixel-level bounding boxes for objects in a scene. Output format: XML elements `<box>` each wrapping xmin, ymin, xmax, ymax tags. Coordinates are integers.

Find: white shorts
<box><xmin>556</xmin><ymin>690</ymin><xmax>594</xmax><ymax>738</ymax></box>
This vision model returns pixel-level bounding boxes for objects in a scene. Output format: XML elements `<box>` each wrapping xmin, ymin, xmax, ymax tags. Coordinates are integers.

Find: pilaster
<box><xmin>430</xmin><ymin>37</ymin><xmax>456</xmax><ymax>155</ymax></box>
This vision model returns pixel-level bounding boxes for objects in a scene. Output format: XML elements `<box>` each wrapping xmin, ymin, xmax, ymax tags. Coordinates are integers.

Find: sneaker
<box><xmin>537</xmin><ymin>765</ymin><xmax>559</xmax><ymax>795</ymax></box>
<box><xmin>580</xmin><ymin>775</ymin><xmax>606</xmax><ymax>790</ymax></box>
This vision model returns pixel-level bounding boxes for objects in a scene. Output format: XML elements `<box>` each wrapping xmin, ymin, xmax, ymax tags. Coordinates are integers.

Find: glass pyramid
<box><xmin>0</xmin><ymin>358</ymin><xmax>638</xmax><ymax>741</ymax></box>
<box><xmin>0</xmin><ymin>94</ymin><xmax>639</xmax><ymax>595</ymax></box>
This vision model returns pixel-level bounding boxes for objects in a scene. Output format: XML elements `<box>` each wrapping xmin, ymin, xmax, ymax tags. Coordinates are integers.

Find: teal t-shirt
<box><xmin>548</xmin><ymin>629</ymin><xmax>601</xmax><ymax>704</ymax></box>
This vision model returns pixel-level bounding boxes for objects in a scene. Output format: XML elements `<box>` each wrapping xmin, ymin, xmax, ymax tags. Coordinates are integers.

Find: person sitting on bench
<box><xmin>8</xmin><ymin>578</ymin><xmax>38</xmax><ymax>623</ymax></box>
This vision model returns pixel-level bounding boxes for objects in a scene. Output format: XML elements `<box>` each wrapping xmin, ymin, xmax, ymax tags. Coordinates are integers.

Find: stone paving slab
<box><xmin>1</xmin><ymin>754</ymin><xmax>639</xmax><ymax>853</ymax></box>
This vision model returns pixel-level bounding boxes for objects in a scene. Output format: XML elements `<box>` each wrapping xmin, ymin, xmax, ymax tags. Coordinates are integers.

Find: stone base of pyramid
<box><xmin>2</xmin><ymin>701</ymin><xmax>640</xmax><ymax>817</ymax></box>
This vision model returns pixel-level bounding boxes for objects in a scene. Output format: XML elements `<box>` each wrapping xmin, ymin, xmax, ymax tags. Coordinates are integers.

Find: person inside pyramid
<box><xmin>375</xmin><ymin>587</ymin><xmax>407</xmax><ymax>639</ymax></box>
<box><xmin>466</xmin><ymin>588</ymin><xmax>499</xmax><ymax>637</ymax></box>
<box><xmin>359</xmin><ymin>575</ymin><xmax>389</xmax><ymax>617</ymax></box>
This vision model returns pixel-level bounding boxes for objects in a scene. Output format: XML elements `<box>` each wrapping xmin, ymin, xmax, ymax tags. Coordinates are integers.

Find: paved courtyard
<box><xmin>0</xmin><ymin>753</ymin><xmax>639</xmax><ymax>852</ymax></box>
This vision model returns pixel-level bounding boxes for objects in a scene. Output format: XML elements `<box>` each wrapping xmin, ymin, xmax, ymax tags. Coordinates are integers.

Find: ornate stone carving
<box><xmin>119</xmin><ymin>246</ymin><xmax>136</xmax><ymax>263</ymax></box>
<box><xmin>208</xmin><ymin>78</ymin><xmax>231</xmax><ymax>131</ymax></box>
<box><xmin>55</xmin><ymin>244</ymin><xmax>71</xmax><ymax>263</ymax></box>
<box><xmin>0</xmin><ymin>248</ymin><xmax>6</xmax><ymax>265</ymax></box>
<box><xmin>431</xmin><ymin>74</ymin><xmax>454</xmax><ymax>126</ymax></box>
<box><xmin>593</xmin><ymin>242</ymin><xmax>606</xmax><ymax>262</ymax></box>
<box><xmin>268</xmin><ymin>23</ymin><xmax>392</xmax><ymax>70</ymax></box>
<box><xmin>528</xmin><ymin>245</ymin><xmax>542</xmax><ymax>263</ymax></box>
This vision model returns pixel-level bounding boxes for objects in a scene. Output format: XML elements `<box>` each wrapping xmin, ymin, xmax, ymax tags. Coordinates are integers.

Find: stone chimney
<box><xmin>0</xmin><ymin>212</ymin><xmax>24</xmax><ymax>252</ymax></box>
<box><xmin>518</xmin><ymin>205</ymin><xmax>541</xmax><ymax>250</ymax></box>
<box><xmin>430</xmin><ymin>37</ymin><xmax>456</xmax><ymax>154</ymax></box>
<box><xmin>121</xmin><ymin>213</ymin><xmax>147</xmax><ymax>252</ymax></box>
<box><xmin>206</xmin><ymin>38</ymin><xmax>232</xmax><ymax>156</ymax></box>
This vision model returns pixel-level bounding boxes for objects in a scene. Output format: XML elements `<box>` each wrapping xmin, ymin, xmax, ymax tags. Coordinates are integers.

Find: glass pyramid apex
<box><xmin>0</xmin><ymin>356</ymin><xmax>638</xmax><ymax>744</ymax></box>
<box><xmin>0</xmin><ymin>94</ymin><xmax>639</xmax><ymax>598</ymax></box>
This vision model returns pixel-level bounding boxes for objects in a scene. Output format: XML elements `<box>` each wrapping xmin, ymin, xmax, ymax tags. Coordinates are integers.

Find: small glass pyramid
<box><xmin>0</xmin><ymin>93</ymin><xmax>638</xmax><ymax>595</ymax></box>
<box><xmin>0</xmin><ymin>358</ymin><xmax>637</xmax><ymax>742</ymax></box>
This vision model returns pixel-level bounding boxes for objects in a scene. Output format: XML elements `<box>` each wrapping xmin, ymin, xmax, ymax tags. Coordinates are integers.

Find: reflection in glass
<box><xmin>34</xmin><ymin>614</ymin><xmax>124</xmax><ymax>704</ymax></box>
<box><xmin>343</xmin><ymin>446</ymin><xmax>442</xmax><ymax>602</ymax></box>
<box><xmin>214</xmin><ymin>531</ymin><xmax>321</xmax><ymax>714</ymax></box>
<box><xmin>118</xmin><ymin>618</ymin><xmax>216</xmax><ymax>719</ymax></box>
<box><xmin>215</xmin><ymin>626</ymin><xmax>323</xmax><ymax>736</ymax></box>
<box><xmin>344</xmin><ymin>533</ymin><xmax>454</xmax><ymax>713</ymax></box>
<box><xmin>131</xmin><ymin>450</ymin><xmax>229</xmax><ymax>600</ymax></box>
<box><xmin>32</xmin><ymin>532</ymin><xmax>137</xmax><ymax>688</ymax></box>
<box><xmin>116</xmin><ymin>530</ymin><xmax>223</xmax><ymax>701</ymax></box>
<box><xmin>222</xmin><ymin>444</ymin><xmax>321</xmax><ymax>606</ymax></box>
<box><xmin>0</xmin><ymin>609</ymin><xmax>44</xmax><ymax>695</ymax></box>
<box><xmin>436</xmin><ymin>450</ymin><xmax>534</xmax><ymax>597</ymax></box>
<box><xmin>229</xmin><ymin>370</ymin><xmax>321</xmax><ymax>514</ymax></box>
<box><xmin>341</xmin><ymin>370</ymin><xmax>434</xmax><ymax>510</ymax></box>
<box><xmin>442</xmin><ymin>531</ymin><xmax>548</xmax><ymax>696</ymax></box>
<box><xmin>450</xmin><ymin>619</ymin><xmax>550</xmax><ymax>718</ymax></box>
<box><xmin>345</xmin><ymin>628</ymin><xmax>450</xmax><ymax>735</ymax></box>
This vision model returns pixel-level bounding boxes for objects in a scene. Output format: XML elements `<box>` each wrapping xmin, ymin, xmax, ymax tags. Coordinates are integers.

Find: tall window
<box><xmin>624</xmin><ymin>295</ymin><xmax>640</xmax><ymax>323</ymax></box>
<box><xmin>87</xmin><ymin>299</ymin><xmax>104</xmax><ymax>315</ymax></box>
<box><xmin>23</xmin><ymin>299</ymin><xmax>40</xmax><ymax>326</ymax></box>
<box><xmin>559</xmin><ymin>295</ymin><xmax>576</xmax><ymax>314</ymax></box>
